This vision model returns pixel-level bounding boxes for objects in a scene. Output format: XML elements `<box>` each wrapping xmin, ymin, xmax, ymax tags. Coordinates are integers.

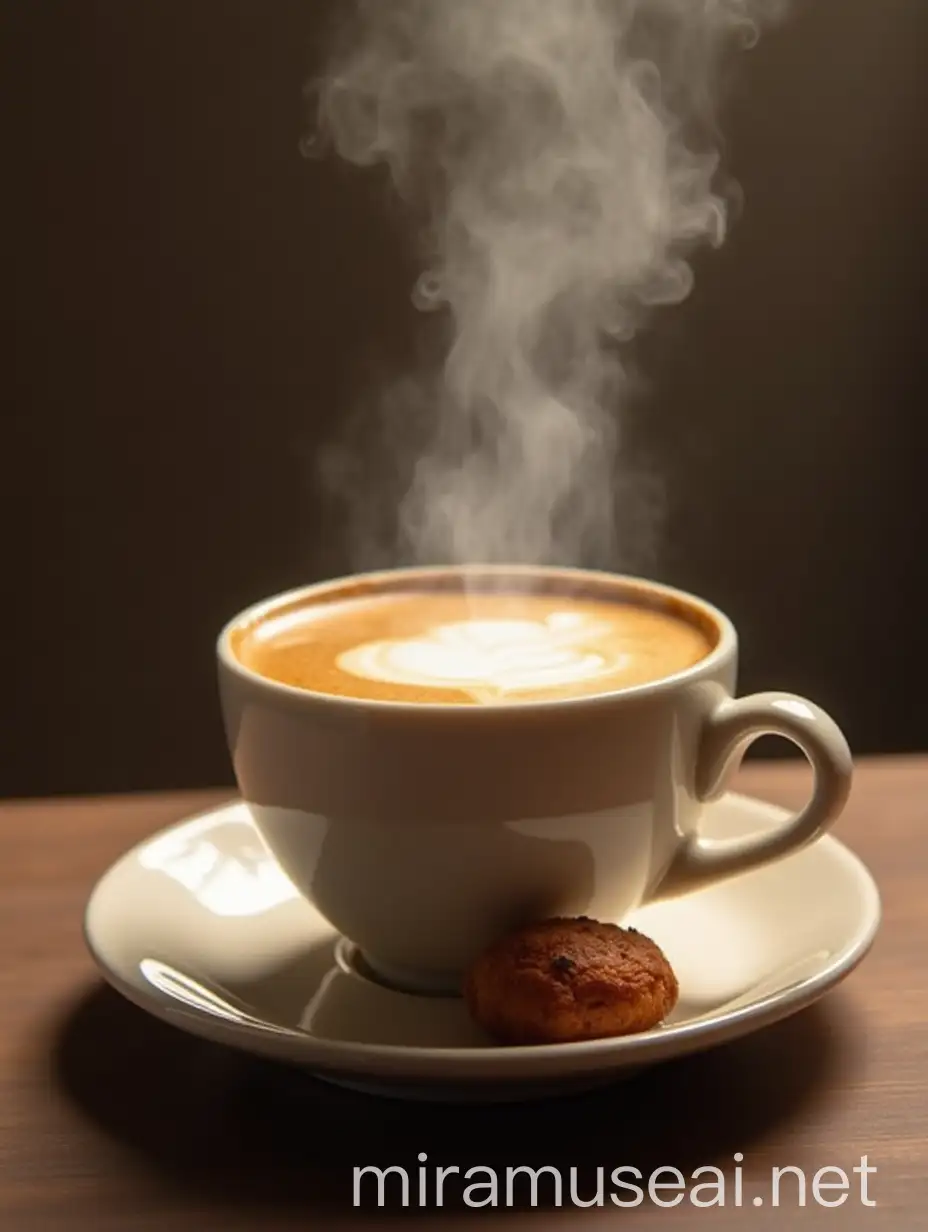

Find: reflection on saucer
<box><xmin>138</xmin><ymin>814</ymin><xmax>299</xmax><ymax>917</ymax></box>
<box><xmin>139</xmin><ymin>958</ymin><xmax>296</xmax><ymax>1033</ymax></box>
<box><xmin>298</xmin><ymin>966</ymin><xmax>489</xmax><ymax>1048</ymax></box>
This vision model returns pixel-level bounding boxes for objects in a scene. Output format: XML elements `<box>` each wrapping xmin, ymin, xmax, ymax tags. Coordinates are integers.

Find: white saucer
<box><xmin>84</xmin><ymin>794</ymin><xmax>880</xmax><ymax>1103</ymax></box>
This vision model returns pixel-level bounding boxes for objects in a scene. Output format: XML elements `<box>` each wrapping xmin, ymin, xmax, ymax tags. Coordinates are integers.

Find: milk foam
<box><xmin>336</xmin><ymin>611</ymin><xmax>629</xmax><ymax>701</ymax></box>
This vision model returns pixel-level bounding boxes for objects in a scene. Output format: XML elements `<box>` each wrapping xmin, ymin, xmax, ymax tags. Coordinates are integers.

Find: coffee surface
<box><xmin>234</xmin><ymin>589</ymin><xmax>713</xmax><ymax>704</ymax></box>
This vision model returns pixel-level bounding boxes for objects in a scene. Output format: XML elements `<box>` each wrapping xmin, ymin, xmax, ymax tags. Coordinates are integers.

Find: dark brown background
<box><xmin>4</xmin><ymin>0</ymin><xmax>927</xmax><ymax>799</ymax></box>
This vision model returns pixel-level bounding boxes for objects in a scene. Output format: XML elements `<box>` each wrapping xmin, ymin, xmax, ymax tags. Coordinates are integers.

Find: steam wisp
<box><xmin>313</xmin><ymin>0</ymin><xmax>782</xmax><ymax>571</ymax></box>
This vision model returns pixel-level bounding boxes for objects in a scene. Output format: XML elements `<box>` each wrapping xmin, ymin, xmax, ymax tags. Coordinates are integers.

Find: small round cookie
<box><xmin>463</xmin><ymin>916</ymin><xmax>679</xmax><ymax>1044</ymax></box>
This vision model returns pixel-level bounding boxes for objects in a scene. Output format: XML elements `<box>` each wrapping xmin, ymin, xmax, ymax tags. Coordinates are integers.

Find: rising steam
<box><xmin>312</xmin><ymin>0</ymin><xmax>783</xmax><ymax>571</ymax></box>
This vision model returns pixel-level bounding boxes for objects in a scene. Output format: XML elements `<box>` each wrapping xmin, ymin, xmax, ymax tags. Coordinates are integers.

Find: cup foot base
<box><xmin>356</xmin><ymin>950</ymin><xmax>464</xmax><ymax>998</ymax></box>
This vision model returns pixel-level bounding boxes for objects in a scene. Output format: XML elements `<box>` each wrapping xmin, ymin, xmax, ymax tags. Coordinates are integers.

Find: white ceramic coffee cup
<box><xmin>217</xmin><ymin>565</ymin><xmax>852</xmax><ymax>994</ymax></box>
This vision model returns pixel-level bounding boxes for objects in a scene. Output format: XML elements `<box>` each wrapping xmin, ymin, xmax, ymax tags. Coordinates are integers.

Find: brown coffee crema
<box><xmin>232</xmin><ymin>581</ymin><xmax>716</xmax><ymax>705</ymax></box>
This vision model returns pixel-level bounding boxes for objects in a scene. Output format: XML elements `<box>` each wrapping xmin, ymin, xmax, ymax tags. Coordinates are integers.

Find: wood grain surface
<box><xmin>1</xmin><ymin>756</ymin><xmax>924</xmax><ymax>1230</ymax></box>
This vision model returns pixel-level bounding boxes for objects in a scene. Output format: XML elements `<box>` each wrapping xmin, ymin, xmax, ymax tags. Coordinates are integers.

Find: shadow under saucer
<box><xmin>47</xmin><ymin>979</ymin><xmax>863</xmax><ymax>1217</ymax></box>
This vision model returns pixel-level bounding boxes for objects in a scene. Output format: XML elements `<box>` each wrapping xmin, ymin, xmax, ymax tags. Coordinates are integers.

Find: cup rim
<box><xmin>216</xmin><ymin>564</ymin><xmax>737</xmax><ymax>716</ymax></box>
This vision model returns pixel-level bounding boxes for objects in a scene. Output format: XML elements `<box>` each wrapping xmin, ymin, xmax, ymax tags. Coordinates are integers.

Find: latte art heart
<box><xmin>337</xmin><ymin>613</ymin><xmax>630</xmax><ymax>700</ymax></box>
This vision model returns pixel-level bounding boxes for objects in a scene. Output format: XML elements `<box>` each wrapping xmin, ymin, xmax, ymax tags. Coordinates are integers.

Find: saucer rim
<box><xmin>83</xmin><ymin>793</ymin><xmax>882</xmax><ymax>1077</ymax></box>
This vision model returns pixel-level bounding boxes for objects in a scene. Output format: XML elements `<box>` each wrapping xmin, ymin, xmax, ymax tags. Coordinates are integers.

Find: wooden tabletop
<box><xmin>1</xmin><ymin>755</ymin><xmax>924</xmax><ymax>1230</ymax></box>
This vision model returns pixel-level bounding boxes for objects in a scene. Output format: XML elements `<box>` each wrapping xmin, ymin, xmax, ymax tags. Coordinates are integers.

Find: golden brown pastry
<box><xmin>463</xmin><ymin>916</ymin><xmax>678</xmax><ymax>1044</ymax></box>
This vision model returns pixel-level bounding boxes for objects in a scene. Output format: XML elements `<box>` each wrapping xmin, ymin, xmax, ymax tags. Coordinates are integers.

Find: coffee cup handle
<box><xmin>658</xmin><ymin>691</ymin><xmax>853</xmax><ymax>898</ymax></box>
